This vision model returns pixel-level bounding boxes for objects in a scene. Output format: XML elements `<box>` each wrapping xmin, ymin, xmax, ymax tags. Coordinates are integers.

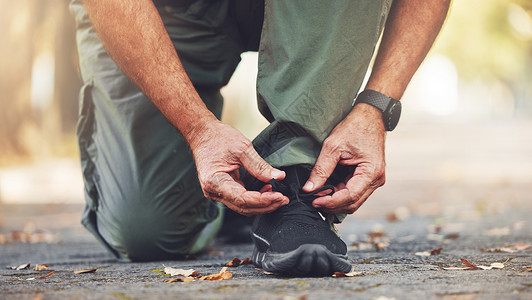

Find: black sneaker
<box><xmin>251</xmin><ymin>166</ymin><xmax>351</xmax><ymax>276</ymax></box>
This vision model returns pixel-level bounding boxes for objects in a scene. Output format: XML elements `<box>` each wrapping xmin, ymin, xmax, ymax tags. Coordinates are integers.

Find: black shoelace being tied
<box><xmin>268</xmin><ymin>179</ymin><xmax>335</xmax><ymax>222</ymax></box>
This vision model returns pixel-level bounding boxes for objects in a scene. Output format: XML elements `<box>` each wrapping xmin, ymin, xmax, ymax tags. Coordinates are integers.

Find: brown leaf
<box><xmin>73</xmin><ymin>268</ymin><xmax>97</xmax><ymax>274</ymax></box>
<box><xmin>241</xmin><ymin>257</ymin><xmax>252</xmax><ymax>265</ymax></box>
<box><xmin>430</xmin><ymin>247</ymin><xmax>443</xmax><ymax>255</ymax></box>
<box><xmin>414</xmin><ymin>248</ymin><xmax>443</xmax><ymax>256</ymax></box>
<box><xmin>34</xmin><ymin>264</ymin><xmax>51</xmax><ymax>271</ymax></box>
<box><xmin>226</xmin><ymin>258</ymin><xmax>242</xmax><ymax>267</ymax></box>
<box><xmin>460</xmin><ymin>258</ymin><xmax>481</xmax><ymax>270</ymax></box>
<box><xmin>165</xmin><ymin>277</ymin><xmax>195</xmax><ymax>283</ymax></box>
<box><xmin>199</xmin><ymin>267</ymin><xmax>232</xmax><ymax>281</ymax></box>
<box><xmin>386</xmin><ymin>212</ymin><xmax>398</xmax><ymax>222</ymax></box>
<box><xmin>367</xmin><ymin>231</ymin><xmax>385</xmax><ymax>239</ymax></box>
<box><xmin>163</xmin><ymin>265</ymin><xmax>198</xmax><ymax>277</ymax></box>
<box><xmin>444</xmin><ymin>233</ymin><xmax>460</xmax><ymax>240</ymax></box>
<box><xmin>38</xmin><ymin>271</ymin><xmax>54</xmax><ymax>279</ymax></box>
<box><xmin>524</xmin><ymin>266</ymin><xmax>532</xmax><ymax>273</ymax></box>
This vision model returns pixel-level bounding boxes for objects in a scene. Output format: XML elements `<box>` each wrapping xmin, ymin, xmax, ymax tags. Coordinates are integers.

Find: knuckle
<box><xmin>312</xmin><ymin>165</ymin><xmax>329</xmax><ymax>179</ymax></box>
<box><xmin>255</xmin><ymin>160</ymin><xmax>270</xmax><ymax>175</ymax></box>
<box><xmin>234</xmin><ymin>140</ymin><xmax>253</xmax><ymax>156</ymax></box>
<box><xmin>322</xmin><ymin>139</ymin><xmax>340</xmax><ymax>153</ymax></box>
<box><xmin>233</xmin><ymin>198</ymin><xmax>246</xmax><ymax>209</ymax></box>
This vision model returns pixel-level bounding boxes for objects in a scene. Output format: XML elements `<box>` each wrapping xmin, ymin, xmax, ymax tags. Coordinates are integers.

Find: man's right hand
<box><xmin>188</xmin><ymin>119</ymin><xmax>289</xmax><ymax>216</ymax></box>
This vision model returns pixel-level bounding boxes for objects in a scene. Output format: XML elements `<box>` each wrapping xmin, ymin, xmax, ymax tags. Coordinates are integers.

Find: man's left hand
<box><xmin>302</xmin><ymin>103</ymin><xmax>386</xmax><ymax>214</ymax></box>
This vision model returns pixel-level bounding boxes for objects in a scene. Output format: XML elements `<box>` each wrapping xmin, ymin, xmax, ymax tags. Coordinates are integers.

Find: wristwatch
<box><xmin>353</xmin><ymin>89</ymin><xmax>401</xmax><ymax>131</ymax></box>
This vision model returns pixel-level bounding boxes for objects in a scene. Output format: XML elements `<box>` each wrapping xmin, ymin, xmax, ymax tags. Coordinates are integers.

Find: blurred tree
<box><xmin>0</xmin><ymin>0</ymin><xmax>80</xmax><ymax>164</ymax></box>
<box><xmin>433</xmin><ymin>0</ymin><xmax>532</xmax><ymax>111</ymax></box>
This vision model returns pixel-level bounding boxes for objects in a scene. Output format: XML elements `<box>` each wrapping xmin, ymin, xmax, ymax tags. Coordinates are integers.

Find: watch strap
<box><xmin>353</xmin><ymin>89</ymin><xmax>392</xmax><ymax>113</ymax></box>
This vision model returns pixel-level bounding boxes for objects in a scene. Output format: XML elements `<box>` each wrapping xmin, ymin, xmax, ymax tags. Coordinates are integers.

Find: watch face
<box><xmin>386</xmin><ymin>101</ymin><xmax>401</xmax><ymax>131</ymax></box>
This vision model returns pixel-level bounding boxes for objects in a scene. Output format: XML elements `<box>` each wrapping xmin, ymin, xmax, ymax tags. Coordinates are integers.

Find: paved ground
<box><xmin>1</xmin><ymin>119</ymin><xmax>532</xmax><ymax>299</ymax></box>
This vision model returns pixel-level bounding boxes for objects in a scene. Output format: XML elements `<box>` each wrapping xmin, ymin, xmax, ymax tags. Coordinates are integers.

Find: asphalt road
<box><xmin>1</xmin><ymin>119</ymin><xmax>532</xmax><ymax>299</ymax></box>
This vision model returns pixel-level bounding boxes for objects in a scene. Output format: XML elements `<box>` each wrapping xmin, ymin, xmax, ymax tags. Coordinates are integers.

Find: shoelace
<box><xmin>269</xmin><ymin>179</ymin><xmax>335</xmax><ymax>221</ymax></box>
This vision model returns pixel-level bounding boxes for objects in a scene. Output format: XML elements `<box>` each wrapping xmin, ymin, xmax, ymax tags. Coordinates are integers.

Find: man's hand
<box><xmin>302</xmin><ymin>104</ymin><xmax>386</xmax><ymax>214</ymax></box>
<box><xmin>300</xmin><ymin>0</ymin><xmax>450</xmax><ymax>214</ymax></box>
<box><xmin>190</xmin><ymin>119</ymin><xmax>288</xmax><ymax>216</ymax></box>
<box><xmin>83</xmin><ymin>0</ymin><xmax>288</xmax><ymax>215</ymax></box>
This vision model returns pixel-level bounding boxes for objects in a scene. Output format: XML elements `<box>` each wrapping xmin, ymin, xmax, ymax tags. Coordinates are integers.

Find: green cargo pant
<box><xmin>71</xmin><ymin>0</ymin><xmax>391</xmax><ymax>261</ymax></box>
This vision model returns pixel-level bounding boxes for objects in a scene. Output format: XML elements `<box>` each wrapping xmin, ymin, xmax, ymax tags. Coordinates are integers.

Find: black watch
<box><xmin>353</xmin><ymin>89</ymin><xmax>401</xmax><ymax>131</ymax></box>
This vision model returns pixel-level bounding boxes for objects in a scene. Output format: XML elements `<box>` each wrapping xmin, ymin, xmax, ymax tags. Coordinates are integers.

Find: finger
<box><xmin>205</xmin><ymin>172</ymin><xmax>288</xmax><ymax>212</ymax></box>
<box><xmin>222</xmin><ymin>191</ymin><xmax>288</xmax><ymax>216</ymax></box>
<box><xmin>320</xmin><ymin>188</ymin><xmax>375</xmax><ymax>215</ymax></box>
<box><xmin>230</xmin><ymin>199</ymin><xmax>287</xmax><ymax>216</ymax></box>
<box><xmin>311</xmin><ymin>174</ymin><xmax>372</xmax><ymax>209</ymax></box>
<box><xmin>239</xmin><ymin>144</ymin><xmax>285</xmax><ymax>182</ymax></box>
<box><xmin>259</xmin><ymin>184</ymin><xmax>273</xmax><ymax>193</ymax></box>
<box><xmin>303</xmin><ymin>147</ymin><xmax>339</xmax><ymax>192</ymax></box>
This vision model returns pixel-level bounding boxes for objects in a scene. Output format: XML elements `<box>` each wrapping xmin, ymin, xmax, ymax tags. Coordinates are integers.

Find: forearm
<box><xmin>365</xmin><ymin>0</ymin><xmax>451</xmax><ymax>100</ymax></box>
<box><xmin>82</xmin><ymin>0</ymin><xmax>217</xmax><ymax>144</ymax></box>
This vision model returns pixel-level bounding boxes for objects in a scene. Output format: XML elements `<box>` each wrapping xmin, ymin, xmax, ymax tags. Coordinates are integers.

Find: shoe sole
<box><xmin>252</xmin><ymin>244</ymin><xmax>351</xmax><ymax>277</ymax></box>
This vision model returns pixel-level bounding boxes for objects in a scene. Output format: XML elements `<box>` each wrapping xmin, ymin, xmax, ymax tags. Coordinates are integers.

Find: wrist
<box><xmin>353</xmin><ymin>89</ymin><xmax>401</xmax><ymax>131</ymax></box>
<box><xmin>350</xmin><ymin>103</ymin><xmax>386</xmax><ymax>133</ymax></box>
<box><xmin>182</xmin><ymin>114</ymin><xmax>219</xmax><ymax>150</ymax></box>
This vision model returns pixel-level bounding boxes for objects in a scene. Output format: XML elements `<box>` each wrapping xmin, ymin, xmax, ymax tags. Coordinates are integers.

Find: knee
<box><xmin>109</xmin><ymin>198</ymin><xmax>211</xmax><ymax>261</ymax></box>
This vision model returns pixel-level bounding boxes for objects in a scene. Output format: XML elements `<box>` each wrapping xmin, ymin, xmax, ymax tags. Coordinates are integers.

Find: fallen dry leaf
<box><xmin>163</xmin><ymin>265</ymin><xmax>198</xmax><ymax>277</ymax></box>
<box><xmin>477</xmin><ymin>263</ymin><xmax>505</xmax><ymax>270</ymax></box>
<box><xmin>431</xmin><ymin>248</ymin><xmax>443</xmax><ymax>255</ymax></box>
<box><xmin>199</xmin><ymin>267</ymin><xmax>232</xmax><ymax>281</ymax></box>
<box><xmin>348</xmin><ymin>242</ymin><xmax>374</xmax><ymax>251</ymax></box>
<box><xmin>351</xmin><ymin>228</ymin><xmax>391</xmax><ymax>251</ymax></box>
<box><xmin>332</xmin><ymin>269</ymin><xmax>362</xmax><ymax>277</ymax></box>
<box><xmin>444</xmin><ymin>233</ymin><xmax>460</xmax><ymax>240</ymax></box>
<box><xmin>34</xmin><ymin>264</ymin><xmax>51</xmax><ymax>271</ymax></box>
<box><xmin>165</xmin><ymin>277</ymin><xmax>195</xmax><ymax>283</ymax></box>
<box><xmin>460</xmin><ymin>258</ymin><xmax>481</xmax><ymax>270</ymax></box>
<box><xmin>226</xmin><ymin>258</ymin><xmax>242</xmax><ymax>267</ymax></box>
<box><xmin>8</xmin><ymin>263</ymin><xmax>30</xmax><ymax>270</ymax></box>
<box><xmin>481</xmin><ymin>243</ymin><xmax>531</xmax><ymax>253</ymax></box>
<box><xmin>443</xmin><ymin>258</ymin><xmax>508</xmax><ymax>271</ymax></box>
<box><xmin>414</xmin><ymin>247</ymin><xmax>442</xmax><ymax>256</ymax></box>
<box><xmin>241</xmin><ymin>257</ymin><xmax>252</xmax><ymax>265</ymax></box>
<box><xmin>73</xmin><ymin>268</ymin><xmax>97</xmax><ymax>274</ymax></box>
<box><xmin>38</xmin><ymin>271</ymin><xmax>54</xmax><ymax>279</ymax></box>
<box><xmin>164</xmin><ymin>266</ymin><xmax>233</xmax><ymax>283</ymax></box>
<box><xmin>385</xmin><ymin>206</ymin><xmax>410</xmax><ymax>223</ymax></box>
<box><xmin>524</xmin><ymin>267</ymin><xmax>532</xmax><ymax>272</ymax></box>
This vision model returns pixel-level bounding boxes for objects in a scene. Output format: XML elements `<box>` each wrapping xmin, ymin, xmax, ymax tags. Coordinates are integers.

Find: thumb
<box><xmin>240</xmin><ymin>144</ymin><xmax>285</xmax><ymax>182</ymax></box>
<box><xmin>303</xmin><ymin>151</ymin><xmax>339</xmax><ymax>192</ymax></box>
